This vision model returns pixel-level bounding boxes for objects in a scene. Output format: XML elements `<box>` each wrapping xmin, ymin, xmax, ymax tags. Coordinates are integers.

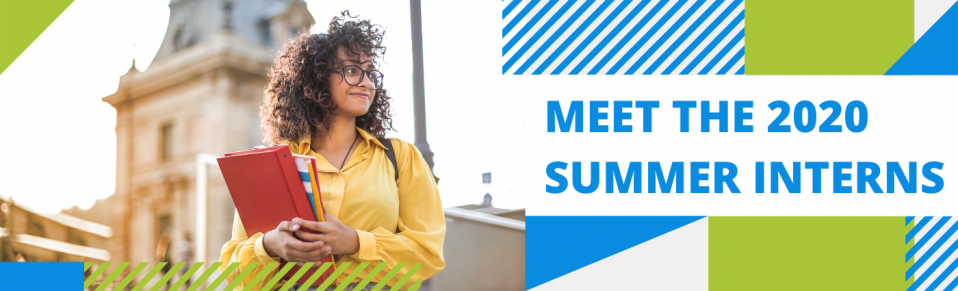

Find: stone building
<box><xmin>102</xmin><ymin>0</ymin><xmax>314</xmax><ymax>265</ymax></box>
<box><xmin>0</xmin><ymin>197</ymin><xmax>111</xmax><ymax>263</ymax></box>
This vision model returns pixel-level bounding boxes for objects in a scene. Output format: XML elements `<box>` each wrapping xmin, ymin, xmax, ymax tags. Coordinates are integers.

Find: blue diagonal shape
<box><xmin>552</xmin><ymin>0</ymin><xmax>633</xmax><ymax>75</ymax></box>
<box><xmin>503</xmin><ymin>0</ymin><xmax>541</xmax><ymax>38</ymax></box>
<box><xmin>572</xmin><ymin>0</ymin><xmax>656</xmax><ymax>75</ymax></box>
<box><xmin>504</xmin><ymin>0</ymin><xmax>577</xmax><ymax>74</ymax></box>
<box><xmin>662</xmin><ymin>0</ymin><xmax>739</xmax><ymax>74</ymax></box>
<box><xmin>908</xmin><ymin>217</ymin><xmax>950</xmax><ymax>262</ymax></box>
<box><xmin>716</xmin><ymin>46</ymin><xmax>743</xmax><ymax>74</ymax></box>
<box><xmin>583</xmin><ymin>0</ymin><xmax>661</xmax><ymax>75</ymax></box>
<box><xmin>625</xmin><ymin>0</ymin><xmax>706</xmax><ymax>75</ymax></box>
<box><xmin>886</xmin><ymin>1</ymin><xmax>958</xmax><ymax>75</ymax></box>
<box><xmin>526</xmin><ymin>216</ymin><xmax>705</xmax><ymax>290</ymax></box>
<box><xmin>735</xmin><ymin>65</ymin><xmax>744</xmax><ymax>75</ymax></box>
<box><xmin>909</xmin><ymin>221</ymin><xmax>958</xmax><ymax>291</ymax></box>
<box><xmin>926</xmin><ymin>247</ymin><xmax>958</xmax><ymax>291</ymax></box>
<box><xmin>504</xmin><ymin>0</ymin><xmax>559</xmax><ymax>56</ymax></box>
<box><xmin>605</xmin><ymin>0</ymin><xmax>686</xmax><ymax>74</ymax></box>
<box><xmin>945</xmin><ymin>266</ymin><xmax>958</xmax><ymax>290</ymax></box>
<box><xmin>908</xmin><ymin>216</ymin><xmax>915</xmax><ymax>225</ymax></box>
<box><xmin>504</xmin><ymin>0</ymin><xmax>522</xmax><ymax>19</ymax></box>
<box><xmin>515</xmin><ymin>0</ymin><xmax>595</xmax><ymax>74</ymax></box>
<box><xmin>698</xmin><ymin>28</ymin><xmax>742</xmax><ymax>74</ymax></box>
<box><xmin>908</xmin><ymin>217</ymin><xmax>958</xmax><ymax>280</ymax></box>
<box><xmin>533</xmin><ymin>0</ymin><xmax>612</xmax><ymax>75</ymax></box>
<box><xmin>681</xmin><ymin>10</ymin><xmax>742</xmax><ymax>74</ymax></box>
<box><xmin>908</xmin><ymin>216</ymin><xmax>932</xmax><ymax>244</ymax></box>
<box><xmin>645</xmin><ymin>0</ymin><xmax>724</xmax><ymax>74</ymax></box>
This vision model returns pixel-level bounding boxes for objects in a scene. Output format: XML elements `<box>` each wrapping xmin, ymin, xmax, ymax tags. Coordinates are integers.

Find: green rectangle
<box><xmin>709</xmin><ymin>217</ymin><xmax>903</xmax><ymax>291</ymax></box>
<box><xmin>745</xmin><ymin>0</ymin><xmax>913</xmax><ymax>75</ymax></box>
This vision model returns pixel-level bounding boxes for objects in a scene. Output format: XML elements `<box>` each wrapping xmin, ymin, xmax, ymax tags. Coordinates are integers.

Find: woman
<box><xmin>220</xmin><ymin>12</ymin><xmax>445</xmax><ymax>291</ymax></box>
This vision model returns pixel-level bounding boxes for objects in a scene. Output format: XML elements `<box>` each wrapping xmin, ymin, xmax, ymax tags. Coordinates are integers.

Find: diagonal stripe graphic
<box><xmin>169</xmin><ymin>263</ymin><xmax>203</xmax><ymax>291</ymax></box>
<box><xmin>926</xmin><ymin>244</ymin><xmax>958</xmax><ymax>290</ymax></box>
<box><xmin>533</xmin><ymin>0</ymin><xmax>613</xmax><ymax>74</ymax></box>
<box><xmin>260</xmin><ymin>261</ymin><xmax>295</xmax><ymax>291</ymax></box>
<box><xmin>909</xmin><ymin>216</ymin><xmax>933</xmax><ymax>244</ymax></box>
<box><xmin>716</xmin><ymin>46</ymin><xmax>743</xmax><ymax>74</ymax></box>
<box><xmin>77</xmin><ymin>262</ymin><xmax>423</xmax><ymax>290</ymax></box>
<box><xmin>504</xmin><ymin>0</ymin><xmax>541</xmax><ymax>37</ymax></box>
<box><xmin>373</xmin><ymin>262</ymin><xmax>407</xmax><ymax>291</ymax></box>
<box><xmin>300</xmin><ymin>262</ymin><xmax>336</xmax><ymax>290</ymax></box>
<box><xmin>552</xmin><ymin>0</ymin><xmax>633</xmax><ymax>74</ymax></box>
<box><xmin>573</xmin><ymin>0</ymin><xmax>659</xmax><ymax>75</ymax></box>
<box><xmin>505</xmin><ymin>0</ymin><xmax>745</xmax><ymax>76</ymax></box>
<box><xmin>908</xmin><ymin>216</ymin><xmax>958</xmax><ymax>291</ymax></box>
<box><xmin>115</xmin><ymin>262</ymin><xmax>149</xmax><ymax>291</ymax></box>
<box><xmin>504</xmin><ymin>0</ymin><xmax>560</xmax><ymax>56</ymax></box>
<box><xmin>591</xmin><ymin>0</ymin><xmax>664</xmax><ymax>75</ymax></box>
<box><xmin>645</xmin><ymin>0</ymin><xmax>724</xmax><ymax>74</ymax></box>
<box><xmin>504</xmin><ymin>0</ymin><xmax>578</xmax><ymax>73</ymax></box>
<box><xmin>681</xmin><ymin>10</ymin><xmax>741</xmax><ymax>74</ymax></box>
<box><xmin>242</xmin><ymin>262</ymin><xmax>278</xmax><ymax>291</ymax></box>
<box><xmin>624</xmin><ymin>0</ymin><xmax>706</xmax><ymax>75</ymax></box>
<box><xmin>186</xmin><ymin>262</ymin><xmax>222</xmax><ymax>291</ymax></box>
<box><xmin>391</xmin><ymin>262</ymin><xmax>422</xmax><ymax>291</ymax></box>
<box><xmin>131</xmin><ymin>263</ymin><xmax>168</xmax><ymax>291</ymax></box>
<box><xmin>516</xmin><ymin>0</ymin><xmax>595</xmax><ymax>74</ymax></box>
<box><xmin>149</xmin><ymin>262</ymin><xmax>184</xmax><ymax>291</ymax></box>
<box><xmin>223</xmin><ymin>262</ymin><xmax>260</xmax><ymax>291</ymax></box>
<box><xmin>335</xmin><ymin>262</ymin><xmax>372</xmax><ymax>291</ymax></box>
<box><xmin>207</xmin><ymin>262</ymin><xmax>240</xmax><ymax>291</ymax></box>
<box><xmin>95</xmin><ymin>262</ymin><xmax>129</xmax><ymax>291</ymax></box>
<box><xmin>354</xmin><ymin>262</ymin><xmax>389</xmax><ymax>290</ymax></box>
<box><xmin>317</xmin><ymin>262</ymin><xmax>351</xmax><ymax>290</ymax></box>
<box><xmin>910</xmin><ymin>227</ymin><xmax>958</xmax><ymax>291</ymax></box>
<box><xmin>909</xmin><ymin>217</ymin><xmax>951</xmax><ymax>262</ymax></box>
<box><xmin>279</xmin><ymin>262</ymin><xmax>315</xmax><ymax>291</ymax></box>
<box><xmin>504</xmin><ymin>0</ymin><xmax>523</xmax><ymax>19</ymax></box>
<box><xmin>698</xmin><ymin>28</ymin><xmax>742</xmax><ymax>74</ymax></box>
<box><xmin>663</xmin><ymin>0</ymin><xmax>739</xmax><ymax>74</ymax></box>
<box><xmin>85</xmin><ymin>262</ymin><xmax>111</xmax><ymax>289</ymax></box>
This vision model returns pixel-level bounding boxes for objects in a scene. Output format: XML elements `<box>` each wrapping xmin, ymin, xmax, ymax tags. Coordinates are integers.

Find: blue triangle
<box><xmin>886</xmin><ymin>1</ymin><xmax>958</xmax><ymax>75</ymax></box>
<box><xmin>526</xmin><ymin>216</ymin><xmax>705</xmax><ymax>290</ymax></box>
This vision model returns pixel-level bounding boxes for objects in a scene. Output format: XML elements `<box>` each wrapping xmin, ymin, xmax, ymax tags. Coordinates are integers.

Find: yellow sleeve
<box><xmin>220</xmin><ymin>211</ymin><xmax>282</xmax><ymax>290</ymax></box>
<box><xmin>347</xmin><ymin>139</ymin><xmax>446</xmax><ymax>285</ymax></box>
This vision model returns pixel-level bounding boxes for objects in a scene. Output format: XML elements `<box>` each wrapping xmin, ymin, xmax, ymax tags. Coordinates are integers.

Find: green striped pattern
<box><xmin>83</xmin><ymin>262</ymin><xmax>422</xmax><ymax>291</ymax></box>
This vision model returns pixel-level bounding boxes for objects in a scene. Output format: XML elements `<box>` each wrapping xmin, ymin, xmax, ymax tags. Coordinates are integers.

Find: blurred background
<box><xmin>0</xmin><ymin>0</ymin><xmax>524</xmax><ymax>290</ymax></box>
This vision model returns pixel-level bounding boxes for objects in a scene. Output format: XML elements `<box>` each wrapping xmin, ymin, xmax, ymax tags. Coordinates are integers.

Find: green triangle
<box><xmin>0</xmin><ymin>0</ymin><xmax>74</xmax><ymax>75</ymax></box>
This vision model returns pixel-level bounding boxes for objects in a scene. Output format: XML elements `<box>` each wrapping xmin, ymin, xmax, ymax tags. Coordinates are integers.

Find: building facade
<box><xmin>102</xmin><ymin>0</ymin><xmax>314</xmax><ymax>265</ymax></box>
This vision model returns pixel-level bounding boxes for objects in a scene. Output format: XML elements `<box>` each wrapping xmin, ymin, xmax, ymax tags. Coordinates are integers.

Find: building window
<box><xmin>161</xmin><ymin>124</ymin><xmax>174</xmax><ymax>162</ymax></box>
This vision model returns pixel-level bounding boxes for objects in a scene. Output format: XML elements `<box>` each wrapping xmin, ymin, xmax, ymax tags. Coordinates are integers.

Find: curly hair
<box><xmin>260</xmin><ymin>11</ymin><xmax>393</xmax><ymax>145</ymax></box>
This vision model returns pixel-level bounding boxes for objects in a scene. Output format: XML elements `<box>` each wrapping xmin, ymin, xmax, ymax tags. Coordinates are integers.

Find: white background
<box><xmin>519</xmin><ymin>76</ymin><xmax>957</xmax><ymax>216</ymax></box>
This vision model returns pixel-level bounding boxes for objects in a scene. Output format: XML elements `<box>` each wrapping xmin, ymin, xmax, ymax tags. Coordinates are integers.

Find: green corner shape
<box><xmin>0</xmin><ymin>0</ymin><xmax>74</xmax><ymax>75</ymax></box>
<box><xmin>744</xmin><ymin>0</ymin><xmax>913</xmax><ymax>75</ymax></box>
<box><xmin>710</xmin><ymin>217</ymin><xmax>904</xmax><ymax>291</ymax></box>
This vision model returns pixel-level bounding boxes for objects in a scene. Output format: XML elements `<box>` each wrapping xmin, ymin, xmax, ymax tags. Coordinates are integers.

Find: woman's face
<box><xmin>328</xmin><ymin>48</ymin><xmax>376</xmax><ymax>118</ymax></box>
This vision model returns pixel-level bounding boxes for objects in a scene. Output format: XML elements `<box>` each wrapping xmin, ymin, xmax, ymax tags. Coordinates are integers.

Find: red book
<box><xmin>218</xmin><ymin>145</ymin><xmax>336</xmax><ymax>286</ymax></box>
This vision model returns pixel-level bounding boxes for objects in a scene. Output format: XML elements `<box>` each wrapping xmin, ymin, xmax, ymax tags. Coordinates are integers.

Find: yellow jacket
<box><xmin>220</xmin><ymin>128</ymin><xmax>445</xmax><ymax>290</ymax></box>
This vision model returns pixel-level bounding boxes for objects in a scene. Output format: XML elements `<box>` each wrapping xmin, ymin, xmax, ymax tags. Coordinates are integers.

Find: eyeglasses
<box><xmin>335</xmin><ymin>65</ymin><xmax>384</xmax><ymax>90</ymax></box>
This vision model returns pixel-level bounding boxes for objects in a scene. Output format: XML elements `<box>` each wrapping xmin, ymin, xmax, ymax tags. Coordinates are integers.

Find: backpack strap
<box><xmin>378</xmin><ymin>137</ymin><xmax>399</xmax><ymax>181</ymax></box>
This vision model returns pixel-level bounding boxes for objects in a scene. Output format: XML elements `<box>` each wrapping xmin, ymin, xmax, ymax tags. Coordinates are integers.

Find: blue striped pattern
<box><xmin>502</xmin><ymin>0</ymin><xmax>744</xmax><ymax>75</ymax></box>
<box><xmin>907</xmin><ymin>216</ymin><xmax>958</xmax><ymax>291</ymax></box>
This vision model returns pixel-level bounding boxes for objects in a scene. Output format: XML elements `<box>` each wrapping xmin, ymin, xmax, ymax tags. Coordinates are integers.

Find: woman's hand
<box><xmin>262</xmin><ymin>219</ymin><xmax>332</xmax><ymax>262</ymax></box>
<box><xmin>292</xmin><ymin>214</ymin><xmax>360</xmax><ymax>256</ymax></box>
